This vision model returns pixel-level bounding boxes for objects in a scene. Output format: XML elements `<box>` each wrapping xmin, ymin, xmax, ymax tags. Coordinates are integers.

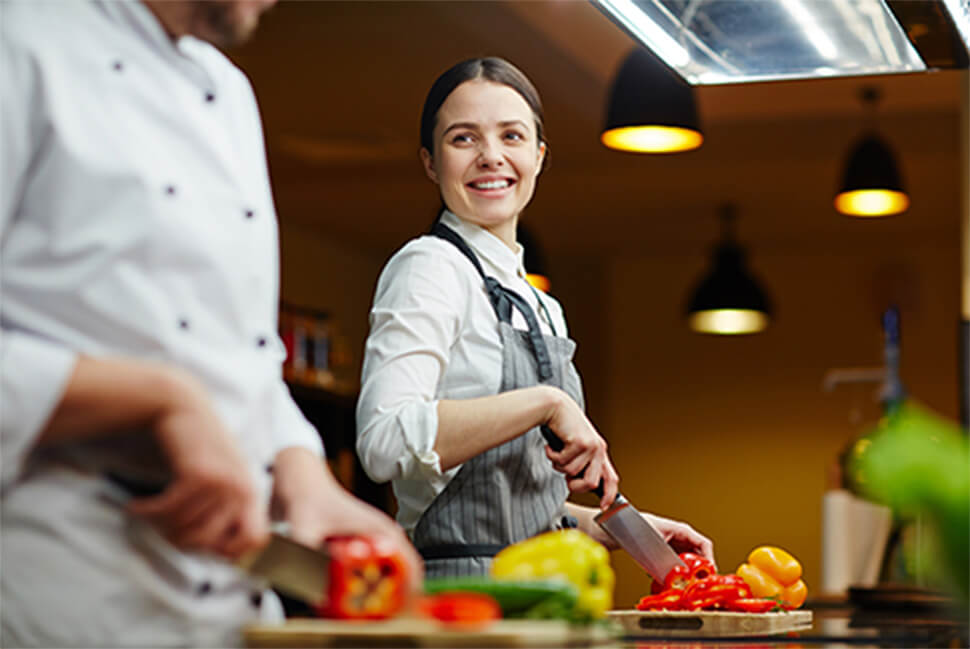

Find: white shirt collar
<box><xmin>94</xmin><ymin>1</ymin><xmax>214</xmax><ymax>89</ymax></box>
<box><xmin>439</xmin><ymin>210</ymin><xmax>527</xmax><ymax>281</ymax></box>
<box><xmin>95</xmin><ymin>1</ymin><xmax>176</xmax><ymax>53</ymax></box>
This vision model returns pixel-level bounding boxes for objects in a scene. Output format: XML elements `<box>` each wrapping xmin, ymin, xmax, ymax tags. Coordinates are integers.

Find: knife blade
<box><xmin>237</xmin><ymin>532</ymin><xmax>330</xmax><ymax>606</ymax></box>
<box><xmin>592</xmin><ymin>495</ymin><xmax>685</xmax><ymax>582</ymax></box>
<box><xmin>540</xmin><ymin>425</ymin><xmax>686</xmax><ymax>583</ymax></box>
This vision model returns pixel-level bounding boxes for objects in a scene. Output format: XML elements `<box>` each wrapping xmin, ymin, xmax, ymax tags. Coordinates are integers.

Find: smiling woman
<box><xmin>420</xmin><ymin>81</ymin><xmax>546</xmax><ymax>244</ymax></box>
<box><xmin>418</xmin><ymin>57</ymin><xmax>549</xmax><ymax>244</ymax></box>
<box><xmin>353</xmin><ymin>57</ymin><xmax>713</xmax><ymax>579</ymax></box>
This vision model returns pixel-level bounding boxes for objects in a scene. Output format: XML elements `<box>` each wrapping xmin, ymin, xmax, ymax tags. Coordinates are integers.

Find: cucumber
<box><xmin>423</xmin><ymin>577</ymin><xmax>579</xmax><ymax>618</ymax></box>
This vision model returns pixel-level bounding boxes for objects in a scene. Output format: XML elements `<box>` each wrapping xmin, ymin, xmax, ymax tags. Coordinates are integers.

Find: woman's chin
<box><xmin>470</xmin><ymin>202</ymin><xmax>523</xmax><ymax>224</ymax></box>
<box><xmin>468</xmin><ymin>212</ymin><xmax>517</xmax><ymax>231</ymax></box>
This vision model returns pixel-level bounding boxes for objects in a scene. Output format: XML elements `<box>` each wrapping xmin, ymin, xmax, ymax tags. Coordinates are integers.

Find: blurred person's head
<box><xmin>145</xmin><ymin>0</ymin><xmax>277</xmax><ymax>48</ymax></box>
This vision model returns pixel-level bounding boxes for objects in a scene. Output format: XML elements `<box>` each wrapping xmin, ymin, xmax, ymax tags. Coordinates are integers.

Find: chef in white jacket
<box><xmin>0</xmin><ymin>1</ymin><xmax>419</xmax><ymax>647</ymax></box>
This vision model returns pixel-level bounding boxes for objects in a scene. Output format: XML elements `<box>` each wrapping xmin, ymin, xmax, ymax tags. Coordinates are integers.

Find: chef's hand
<box><xmin>127</xmin><ymin>368</ymin><xmax>270</xmax><ymax>559</ymax></box>
<box><xmin>543</xmin><ymin>388</ymin><xmax>619</xmax><ymax>509</ymax></box>
<box><xmin>271</xmin><ymin>447</ymin><xmax>424</xmax><ymax>596</ymax></box>
<box><xmin>642</xmin><ymin>512</ymin><xmax>716</xmax><ymax>569</ymax></box>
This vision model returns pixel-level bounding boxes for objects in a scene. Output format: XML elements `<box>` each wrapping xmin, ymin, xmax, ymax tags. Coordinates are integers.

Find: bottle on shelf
<box><xmin>279</xmin><ymin>303</ymin><xmax>335</xmax><ymax>389</ymax></box>
<box><xmin>821</xmin><ymin>307</ymin><xmax>901</xmax><ymax>595</ymax></box>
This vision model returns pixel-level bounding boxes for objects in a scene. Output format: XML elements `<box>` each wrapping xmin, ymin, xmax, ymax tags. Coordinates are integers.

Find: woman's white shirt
<box><xmin>356</xmin><ymin>211</ymin><xmax>568</xmax><ymax>534</ymax></box>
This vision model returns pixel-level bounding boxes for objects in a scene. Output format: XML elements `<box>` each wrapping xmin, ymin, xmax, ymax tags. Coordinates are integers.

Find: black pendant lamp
<box><xmin>686</xmin><ymin>205</ymin><xmax>772</xmax><ymax>335</ymax></box>
<box><xmin>601</xmin><ymin>46</ymin><xmax>703</xmax><ymax>154</ymax></box>
<box><xmin>835</xmin><ymin>87</ymin><xmax>909</xmax><ymax>217</ymax></box>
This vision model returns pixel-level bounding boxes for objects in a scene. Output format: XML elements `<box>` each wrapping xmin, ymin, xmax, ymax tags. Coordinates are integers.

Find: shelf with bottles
<box><xmin>279</xmin><ymin>303</ymin><xmax>392</xmax><ymax>514</ymax></box>
<box><xmin>279</xmin><ymin>303</ymin><xmax>358</xmax><ymax>402</ymax></box>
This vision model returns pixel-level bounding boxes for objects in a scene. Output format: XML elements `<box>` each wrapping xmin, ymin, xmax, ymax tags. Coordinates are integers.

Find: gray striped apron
<box><xmin>412</xmin><ymin>223</ymin><xmax>585</xmax><ymax>578</ymax></box>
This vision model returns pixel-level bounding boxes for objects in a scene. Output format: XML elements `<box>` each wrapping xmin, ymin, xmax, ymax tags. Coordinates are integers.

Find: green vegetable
<box><xmin>423</xmin><ymin>576</ymin><xmax>579</xmax><ymax>620</ymax></box>
<box><xmin>850</xmin><ymin>401</ymin><xmax>969</xmax><ymax>605</ymax></box>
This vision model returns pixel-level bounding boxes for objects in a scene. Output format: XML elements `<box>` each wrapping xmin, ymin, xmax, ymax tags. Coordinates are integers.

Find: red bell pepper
<box><xmin>725</xmin><ymin>598</ymin><xmax>779</xmax><ymax>613</ymax></box>
<box><xmin>651</xmin><ymin>563</ymin><xmax>690</xmax><ymax>594</ymax></box>
<box><xmin>679</xmin><ymin>552</ymin><xmax>716</xmax><ymax>582</ymax></box>
<box><xmin>636</xmin><ymin>590</ymin><xmax>684</xmax><ymax>611</ymax></box>
<box><xmin>681</xmin><ymin>575</ymin><xmax>751</xmax><ymax>610</ymax></box>
<box><xmin>418</xmin><ymin>592</ymin><xmax>501</xmax><ymax>626</ymax></box>
<box><xmin>314</xmin><ymin>535</ymin><xmax>409</xmax><ymax>620</ymax></box>
<box><xmin>651</xmin><ymin>552</ymin><xmax>715</xmax><ymax>594</ymax></box>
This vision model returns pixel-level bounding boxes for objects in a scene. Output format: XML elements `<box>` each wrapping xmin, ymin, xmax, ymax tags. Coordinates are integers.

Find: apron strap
<box><xmin>418</xmin><ymin>543</ymin><xmax>505</xmax><ymax>561</ymax></box>
<box><xmin>431</xmin><ymin>222</ymin><xmax>553</xmax><ymax>382</ymax></box>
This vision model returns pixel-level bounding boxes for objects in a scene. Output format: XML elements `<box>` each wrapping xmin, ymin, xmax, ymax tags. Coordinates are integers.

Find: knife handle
<box><xmin>105</xmin><ymin>472</ymin><xmax>165</xmax><ymax>498</ymax></box>
<box><xmin>540</xmin><ymin>425</ymin><xmax>605</xmax><ymax>499</ymax></box>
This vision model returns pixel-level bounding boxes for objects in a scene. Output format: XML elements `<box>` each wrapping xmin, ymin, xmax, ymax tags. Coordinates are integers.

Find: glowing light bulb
<box><xmin>688</xmin><ymin>309</ymin><xmax>769</xmax><ymax>335</ymax></box>
<box><xmin>601</xmin><ymin>125</ymin><xmax>702</xmax><ymax>153</ymax></box>
<box><xmin>834</xmin><ymin>189</ymin><xmax>909</xmax><ymax>217</ymax></box>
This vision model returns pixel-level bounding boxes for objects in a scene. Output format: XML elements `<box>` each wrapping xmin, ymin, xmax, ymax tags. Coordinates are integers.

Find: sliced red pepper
<box><xmin>683</xmin><ymin>594</ymin><xmax>724</xmax><ymax>610</ymax></box>
<box><xmin>707</xmin><ymin>575</ymin><xmax>750</xmax><ymax>592</ymax></box>
<box><xmin>652</xmin><ymin>552</ymin><xmax>716</xmax><ymax>593</ymax></box>
<box><xmin>418</xmin><ymin>592</ymin><xmax>501</xmax><ymax>626</ymax></box>
<box><xmin>683</xmin><ymin>575</ymin><xmax>749</xmax><ymax>598</ymax></box>
<box><xmin>684</xmin><ymin>586</ymin><xmax>751</xmax><ymax>610</ymax></box>
<box><xmin>679</xmin><ymin>552</ymin><xmax>716</xmax><ymax>581</ymax></box>
<box><xmin>636</xmin><ymin>590</ymin><xmax>684</xmax><ymax>611</ymax></box>
<box><xmin>725</xmin><ymin>598</ymin><xmax>779</xmax><ymax>613</ymax></box>
<box><xmin>681</xmin><ymin>575</ymin><xmax>752</xmax><ymax>610</ymax></box>
<box><xmin>662</xmin><ymin>564</ymin><xmax>691</xmax><ymax>591</ymax></box>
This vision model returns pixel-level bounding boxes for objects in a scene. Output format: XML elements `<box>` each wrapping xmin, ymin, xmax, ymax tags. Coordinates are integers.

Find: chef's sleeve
<box><xmin>355</xmin><ymin>240</ymin><xmax>464</xmax><ymax>484</ymax></box>
<box><xmin>0</xmin><ymin>28</ymin><xmax>81</xmax><ymax>489</ymax></box>
<box><xmin>269</xmin><ymin>378</ymin><xmax>325</xmax><ymax>458</ymax></box>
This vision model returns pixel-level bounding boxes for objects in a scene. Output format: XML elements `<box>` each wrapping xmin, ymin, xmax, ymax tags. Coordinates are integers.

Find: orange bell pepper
<box><xmin>735</xmin><ymin>546</ymin><xmax>807</xmax><ymax>609</ymax></box>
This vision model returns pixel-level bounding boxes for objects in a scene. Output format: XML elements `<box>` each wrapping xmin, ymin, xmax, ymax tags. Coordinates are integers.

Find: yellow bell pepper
<box><xmin>491</xmin><ymin>530</ymin><xmax>615</xmax><ymax>620</ymax></box>
<box><xmin>736</xmin><ymin>546</ymin><xmax>807</xmax><ymax>609</ymax></box>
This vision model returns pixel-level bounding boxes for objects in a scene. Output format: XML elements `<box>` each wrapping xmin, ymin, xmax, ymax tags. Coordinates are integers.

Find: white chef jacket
<box><xmin>0</xmin><ymin>1</ymin><xmax>322</xmax><ymax>646</ymax></box>
<box><xmin>356</xmin><ymin>210</ymin><xmax>569</xmax><ymax>535</ymax></box>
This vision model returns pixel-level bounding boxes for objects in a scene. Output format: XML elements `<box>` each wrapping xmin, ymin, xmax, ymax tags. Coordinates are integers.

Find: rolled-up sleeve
<box><xmin>0</xmin><ymin>331</ymin><xmax>77</xmax><ymax>488</ymax></box>
<box><xmin>356</xmin><ymin>240</ymin><xmax>465</xmax><ymax>484</ymax></box>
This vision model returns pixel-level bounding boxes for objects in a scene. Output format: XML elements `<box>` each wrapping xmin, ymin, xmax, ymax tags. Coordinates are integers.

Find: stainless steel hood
<box><xmin>594</xmin><ymin>0</ymin><xmax>970</xmax><ymax>84</ymax></box>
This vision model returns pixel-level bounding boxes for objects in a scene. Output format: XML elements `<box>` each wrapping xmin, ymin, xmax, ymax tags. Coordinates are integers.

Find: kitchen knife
<box><xmin>102</xmin><ymin>476</ymin><xmax>333</xmax><ymax>605</ymax></box>
<box><xmin>540</xmin><ymin>425</ymin><xmax>686</xmax><ymax>583</ymax></box>
<box><xmin>237</xmin><ymin>532</ymin><xmax>331</xmax><ymax>606</ymax></box>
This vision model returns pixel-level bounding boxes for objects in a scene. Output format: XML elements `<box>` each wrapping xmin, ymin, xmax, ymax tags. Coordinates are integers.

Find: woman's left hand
<box><xmin>640</xmin><ymin>512</ymin><xmax>716</xmax><ymax>569</ymax></box>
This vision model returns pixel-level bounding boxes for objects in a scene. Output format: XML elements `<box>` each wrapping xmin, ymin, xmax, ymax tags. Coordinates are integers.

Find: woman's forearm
<box><xmin>434</xmin><ymin>385</ymin><xmax>565</xmax><ymax>471</ymax></box>
<box><xmin>565</xmin><ymin>502</ymin><xmax>616</xmax><ymax>548</ymax></box>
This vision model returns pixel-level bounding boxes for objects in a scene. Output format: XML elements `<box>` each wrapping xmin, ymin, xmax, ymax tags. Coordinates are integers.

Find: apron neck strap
<box><xmin>431</xmin><ymin>221</ymin><xmax>488</xmax><ymax>279</ymax></box>
<box><xmin>431</xmin><ymin>222</ymin><xmax>553</xmax><ymax>382</ymax></box>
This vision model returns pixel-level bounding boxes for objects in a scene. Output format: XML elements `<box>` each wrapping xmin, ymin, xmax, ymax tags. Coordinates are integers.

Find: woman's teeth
<box><xmin>471</xmin><ymin>180</ymin><xmax>510</xmax><ymax>190</ymax></box>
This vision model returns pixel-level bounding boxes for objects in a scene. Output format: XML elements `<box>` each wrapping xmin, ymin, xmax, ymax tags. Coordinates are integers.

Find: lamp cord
<box><xmin>860</xmin><ymin>85</ymin><xmax>881</xmax><ymax>132</ymax></box>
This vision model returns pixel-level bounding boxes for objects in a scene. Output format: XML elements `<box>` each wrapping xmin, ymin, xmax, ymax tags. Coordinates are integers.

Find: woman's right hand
<box><xmin>127</xmin><ymin>368</ymin><xmax>270</xmax><ymax>559</ymax></box>
<box><xmin>543</xmin><ymin>388</ymin><xmax>619</xmax><ymax>509</ymax></box>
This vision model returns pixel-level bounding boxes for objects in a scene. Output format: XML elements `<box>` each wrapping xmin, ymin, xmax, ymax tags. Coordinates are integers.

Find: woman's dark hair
<box><xmin>419</xmin><ymin>57</ymin><xmax>548</xmax><ymax>167</ymax></box>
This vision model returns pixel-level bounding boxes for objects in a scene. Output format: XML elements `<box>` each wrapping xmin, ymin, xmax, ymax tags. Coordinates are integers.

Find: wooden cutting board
<box><xmin>608</xmin><ymin>609</ymin><xmax>813</xmax><ymax>637</ymax></box>
<box><xmin>244</xmin><ymin>618</ymin><xmax>613</xmax><ymax>648</ymax></box>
